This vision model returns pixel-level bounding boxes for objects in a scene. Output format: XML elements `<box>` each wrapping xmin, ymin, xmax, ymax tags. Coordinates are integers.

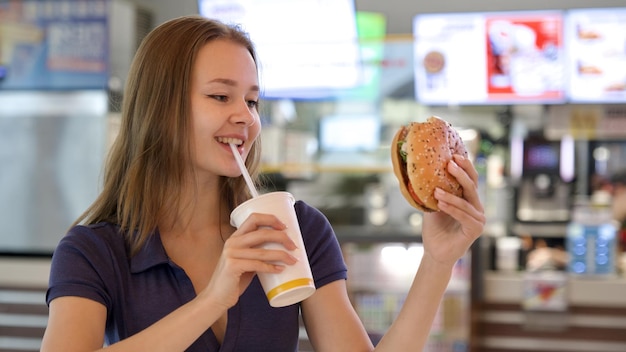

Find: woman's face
<box><xmin>189</xmin><ymin>39</ymin><xmax>261</xmax><ymax>179</ymax></box>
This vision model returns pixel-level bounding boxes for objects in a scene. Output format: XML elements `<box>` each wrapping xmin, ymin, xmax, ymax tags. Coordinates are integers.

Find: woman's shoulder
<box><xmin>48</xmin><ymin>222</ymin><xmax>130</xmax><ymax>308</ymax></box>
<box><xmin>294</xmin><ymin>199</ymin><xmax>335</xmax><ymax>232</ymax></box>
<box><xmin>293</xmin><ymin>200</ymin><xmax>336</xmax><ymax>242</ymax></box>
<box><xmin>293</xmin><ymin>200</ymin><xmax>347</xmax><ymax>284</ymax></box>
<box><xmin>294</xmin><ymin>200</ymin><xmax>329</xmax><ymax>222</ymax></box>
<box><xmin>57</xmin><ymin>222</ymin><xmax>128</xmax><ymax>258</ymax></box>
<box><xmin>65</xmin><ymin>222</ymin><xmax>123</xmax><ymax>242</ymax></box>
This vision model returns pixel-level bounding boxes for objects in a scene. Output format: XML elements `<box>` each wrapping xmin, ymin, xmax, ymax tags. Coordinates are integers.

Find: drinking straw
<box><xmin>229</xmin><ymin>143</ymin><xmax>260</xmax><ymax>198</ymax></box>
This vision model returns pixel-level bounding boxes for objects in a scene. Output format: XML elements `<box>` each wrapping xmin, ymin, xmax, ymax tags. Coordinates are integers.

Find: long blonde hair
<box><xmin>73</xmin><ymin>16</ymin><xmax>262</xmax><ymax>256</ymax></box>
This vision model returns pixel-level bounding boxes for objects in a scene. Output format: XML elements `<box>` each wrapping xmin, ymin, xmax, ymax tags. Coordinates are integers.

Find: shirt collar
<box><xmin>130</xmin><ymin>230</ymin><xmax>170</xmax><ymax>273</ymax></box>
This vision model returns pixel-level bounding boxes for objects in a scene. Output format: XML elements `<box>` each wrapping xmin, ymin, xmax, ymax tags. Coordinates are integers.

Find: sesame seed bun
<box><xmin>391</xmin><ymin>116</ymin><xmax>468</xmax><ymax>212</ymax></box>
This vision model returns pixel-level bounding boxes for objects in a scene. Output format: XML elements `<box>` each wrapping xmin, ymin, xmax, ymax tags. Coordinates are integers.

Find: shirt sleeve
<box><xmin>46</xmin><ymin>224</ymin><xmax>118</xmax><ymax>308</ymax></box>
<box><xmin>295</xmin><ymin>201</ymin><xmax>348</xmax><ymax>289</ymax></box>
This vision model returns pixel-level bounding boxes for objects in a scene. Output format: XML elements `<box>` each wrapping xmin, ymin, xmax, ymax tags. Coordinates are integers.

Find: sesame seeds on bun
<box><xmin>391</xmin><ymin>116</ymin><xmax>468</xmax><ymax>212</ymax></box>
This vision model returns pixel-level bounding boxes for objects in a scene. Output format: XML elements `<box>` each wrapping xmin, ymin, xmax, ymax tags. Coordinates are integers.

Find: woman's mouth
<box><xmin>216</xmin><ymin>137</ymin><xmax>243</xmax><ymax>146</ymax></box>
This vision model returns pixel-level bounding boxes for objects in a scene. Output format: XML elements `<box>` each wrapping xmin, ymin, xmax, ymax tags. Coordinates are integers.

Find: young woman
<box><xmin>41</xmin><ymin>15</ymin><xmax>485</xmax><ymax>352</ymax></box>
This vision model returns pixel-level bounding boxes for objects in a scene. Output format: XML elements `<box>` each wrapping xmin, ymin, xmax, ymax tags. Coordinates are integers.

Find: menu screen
<box><xmin>414</xmin><ymin>11</ymin><xmax>565</xmax><ymax>105</ymax></box>
<box><xmin>198</xmin><ymin>0</ymin><xmax>362</xmax><ymax>99</ymax></box>
<box><xmin>525</xmin><ymin>143</ymin><xmax>560</xmax><ymax>172</ymax></box>
<box><xmin>565</xmin><ymin>8</ymin><xmax>626</xmax><ymax>103</ymax></box>
<box><xmin>0</xmin><ymin>0</ymin><xmax>109</xmax><ymax>90</ymax></box>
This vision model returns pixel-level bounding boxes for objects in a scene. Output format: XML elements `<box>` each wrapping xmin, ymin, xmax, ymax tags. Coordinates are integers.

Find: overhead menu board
<box><xmin>413</xmin><ymin>11</ymin><xmax>566</xmax><ymax>106</ymax></box>
<box><xmin>198</xmin><ymin>0</ymin><xmax>363</xmax><ymax>100</ymax></box>
<box><xmin>565</xmin><ymin>8</ymin><xmax>626</xmax><ymax>104</ymax></box>
<box><xmin>0</xmin><ymin>0</ymin><xmax>109</xmax><ymax>90</ymax></box>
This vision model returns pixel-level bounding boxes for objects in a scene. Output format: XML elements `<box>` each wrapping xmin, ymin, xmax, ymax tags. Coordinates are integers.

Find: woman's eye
<box><xmin>247</xmin><ymin>100</ymin><xmax>259</xmax><ymax>109</ymax></box>
<box><xmin>210</xmin><ymin>95</ymin><xmax>228</xmax><ymax>102</ymax></box>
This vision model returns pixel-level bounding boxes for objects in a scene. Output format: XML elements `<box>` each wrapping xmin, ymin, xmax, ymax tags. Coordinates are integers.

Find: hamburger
<box><xmin>391</xmin><ymin>116</ymin><xmax>468</xmax><ymax>212</ymax></box>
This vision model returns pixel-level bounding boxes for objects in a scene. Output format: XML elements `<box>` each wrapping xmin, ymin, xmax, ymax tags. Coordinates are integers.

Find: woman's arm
<box><xmin>41</xmin><ymin>297</ymin><xmax>107</xmax><ymax>351</ymax></box>
<box><xmin>303</xmin><ymin>154</ymin><xmax>484</xmax><ymax>351</ymax></box>
<box><xmin>41</xmin><ymin>293</ymin><xmax>228</xmax><ymax>352</ymax></box>
<box><xmin>377</xmin><ymin>154</ymin><xmax>484</xmax><ymax>351</ymax></box>
<box><xmin>41</xmin><ymin>213</ymin><xmax>299</xmax><ymax>352</ymax></box>
<box><xmin>301</xmin><ymin>280</ymin><xmax>374</xmax><ymax>352</ymax></box>
<box><xmin>374</xmin><ymin>254</ymin><xmax>454</xmax><ymax>350</ymax></box>
<box><xmin>301</xmin><ymin>257</ymin><xmax>456</xmax><ymax>352</ymax></box>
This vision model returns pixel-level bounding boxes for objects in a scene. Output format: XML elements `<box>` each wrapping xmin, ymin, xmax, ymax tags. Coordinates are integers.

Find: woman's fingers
<box><xmin>454</xmin><ymin>154</ymin><xmax>479</xmax><ymax>184</ymax></box>
<box><xmin>233</xmin><ymin>212</ymin><xmax>286</xmax><ymax>235</ymax></box>
<box><xmin>231</xmin><ymin>212</ymin><xmax>297</xmax><ymax>251</ymax></box>
<box><xmin>434</xmin><ymin>155</ymin><xmax>486</xmax><ymax>238</ymax></box>
<box><xmin>206</xmin><ymin>213</ymin><xmax>301</xmax><ymax>307</ymax></box>
<box><xmin>224</xmin><ymin>212</ymin><xmax>300</xmax><ymax>269</ymax></box>
<box><xmin>222</xmin><ymin>242</ymin><xmax>298</xmax><ymax>266</ymax></box>
<box><xmin>448</xmin><ymin>155</ymin><xmax>484</xmax><ymax>213</ymax></box>
<box><xmin>435</xmin><ymin>186</ymin><xmax>484</xmax><ymax>222</ymax></box>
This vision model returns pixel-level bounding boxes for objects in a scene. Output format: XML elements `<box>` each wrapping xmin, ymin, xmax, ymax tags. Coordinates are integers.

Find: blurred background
<box><xmin>1</xmin><ymin>0</ymin><xmax>626</xmax><ymax>351</ymax></box>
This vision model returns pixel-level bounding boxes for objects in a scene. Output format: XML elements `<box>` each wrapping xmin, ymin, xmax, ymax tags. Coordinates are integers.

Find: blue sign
<box><xmin>0</xmin><ymin>0</ymin><xmax>109</xmax><ymax>90</ymax></box>
<box><xmin>567</xmin><ymin>222</ymin><xmax>617</xmax><ymax>275</ymax></box>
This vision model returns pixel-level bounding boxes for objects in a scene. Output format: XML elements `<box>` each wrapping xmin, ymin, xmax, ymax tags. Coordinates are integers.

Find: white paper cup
<box><xmin>230</xmin><ymin>191</ymin><xmax>315</xmax><ymax>307</ymax></box>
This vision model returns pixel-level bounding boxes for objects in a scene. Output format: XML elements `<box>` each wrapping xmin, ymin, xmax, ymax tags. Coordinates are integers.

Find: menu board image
<box><xmin>198</xmin><ymin>0</ymin><xmax>362</xmax><ymax>99</ymax></box>
<box><xmin>414</xmin><ymin>11</ymin><xmax>565</xmax><ymax>105</ymax></box>
<box><xmin>0</xmin><ymin>0</ymin><xmax>109</xmax><ymax>90</ymax></box>
<box><xmin>413</xmin><ymin>13</ymin><xmax>487</xmax><ymax>105</ymax></box>
<box><xmin>566</xmin><ymin>8</ymin><xmax>626</xmax><ymax>103</ymax></box>
<box><xmin>486</xmin><ymin>12</ymin><xmax>564</xmax><ymax>101</ymax></box>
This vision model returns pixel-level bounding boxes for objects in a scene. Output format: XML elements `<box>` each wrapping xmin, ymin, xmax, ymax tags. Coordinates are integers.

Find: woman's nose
<box><xmin>231</xmin><ymin>100</ymin><xmax>257</xmax><ymax>126</ymax></box>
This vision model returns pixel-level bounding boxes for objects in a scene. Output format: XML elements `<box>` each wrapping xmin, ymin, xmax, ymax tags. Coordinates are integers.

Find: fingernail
<box><xmin>285</xmin><ymin>240</ymin><xmax>298</xmax><ymax>250</ymax></box>
<box><xmin>435</xmin><ymin>187</ymin><xmax>445</xmax><ymax>197</ymax></box>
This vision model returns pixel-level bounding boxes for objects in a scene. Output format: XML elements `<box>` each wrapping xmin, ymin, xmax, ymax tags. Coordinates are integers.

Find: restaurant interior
<box><xmin>1</xmin><ymin>0</ymin><xmax>626</xmax><ymax>351</ymax></box>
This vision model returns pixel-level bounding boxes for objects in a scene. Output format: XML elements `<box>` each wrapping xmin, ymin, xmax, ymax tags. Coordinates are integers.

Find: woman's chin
<box><xmin>223</xmin><ymin>167</ymin><xmax>245</xmax><ymax>179</ymax></box>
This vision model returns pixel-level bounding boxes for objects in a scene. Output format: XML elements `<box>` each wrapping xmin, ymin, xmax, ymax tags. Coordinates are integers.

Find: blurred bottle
<box><xmin>566</xmin><ymin>194</ymin><xmax>618</xmax><ymax>276</ymax></box>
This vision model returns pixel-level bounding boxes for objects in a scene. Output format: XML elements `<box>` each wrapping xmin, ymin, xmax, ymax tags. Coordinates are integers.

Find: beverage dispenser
<box><xmin>512</xmin><ymin>135</ymin><xmax>575</xmax><ymax>223</ymax></box>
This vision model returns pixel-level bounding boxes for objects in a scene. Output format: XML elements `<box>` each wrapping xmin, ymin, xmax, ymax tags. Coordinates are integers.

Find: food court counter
<box><xmin>473</xmin><ymin>271</ymin><xmax>626</xmax><ymax>352</ymax></box>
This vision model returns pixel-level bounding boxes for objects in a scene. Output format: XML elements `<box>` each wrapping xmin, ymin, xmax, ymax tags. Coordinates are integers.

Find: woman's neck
<box><xmin>159</xmin><ymin>176</ymin><xmax>229</xmax><ymax>240</ymax></box>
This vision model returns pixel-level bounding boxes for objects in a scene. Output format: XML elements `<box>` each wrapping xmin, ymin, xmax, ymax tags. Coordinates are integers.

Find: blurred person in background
<box><xmin>610</xmin><ymin>170</ymin><xmax>626</xmax><ymax>253</ymax></box>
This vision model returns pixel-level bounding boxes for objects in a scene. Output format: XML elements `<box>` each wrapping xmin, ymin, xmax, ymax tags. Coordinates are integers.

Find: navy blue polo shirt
<box><xmin>47</xmin><ymin>201</ymin><xmax>347</xmax><ymax>351</ymax></box>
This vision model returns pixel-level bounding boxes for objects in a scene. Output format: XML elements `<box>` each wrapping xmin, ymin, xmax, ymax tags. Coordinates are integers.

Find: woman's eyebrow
<box><xmin>208</xmin><ymin>78</ymin><xmax>259</xmax><ymax>92</ymax></box>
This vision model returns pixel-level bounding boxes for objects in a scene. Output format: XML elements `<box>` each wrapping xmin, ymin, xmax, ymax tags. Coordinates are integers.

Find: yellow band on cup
<box><xmin>266</xmin><ymin>278</ymin><xmax>314</xmax><ymax>302</ymax></box>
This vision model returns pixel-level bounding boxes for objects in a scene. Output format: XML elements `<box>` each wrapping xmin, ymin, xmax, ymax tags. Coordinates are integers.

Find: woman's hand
<box><xmin>422</xmin><ymin>154</ymin><xmax>486</xmax><ymax>266</ymax></box>
<box><xmin>200</xmin><ymin>213</ymin><xmax>298</xmax><ymax>309</ymax></box>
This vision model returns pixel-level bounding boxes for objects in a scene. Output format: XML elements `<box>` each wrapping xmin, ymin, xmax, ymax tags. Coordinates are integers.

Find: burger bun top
<box><xmin>392</xmin><ymin>116</ymin><xmax>468</xmax><ymax>212</ymax></box>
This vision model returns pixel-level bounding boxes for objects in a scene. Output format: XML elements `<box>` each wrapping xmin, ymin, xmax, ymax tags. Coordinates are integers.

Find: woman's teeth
<box><xmin>217</xmin><ymin>137</ymin><xmax>243</xmax><ymax>145</ymax></box>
